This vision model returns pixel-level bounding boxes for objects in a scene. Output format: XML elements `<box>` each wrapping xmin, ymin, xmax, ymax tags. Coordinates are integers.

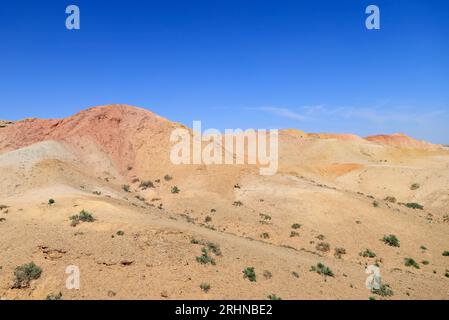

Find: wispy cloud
<box><xmin>250</xmin><ymin>107</ymin><xmax>309</xmax><ymax>121</ymax></box>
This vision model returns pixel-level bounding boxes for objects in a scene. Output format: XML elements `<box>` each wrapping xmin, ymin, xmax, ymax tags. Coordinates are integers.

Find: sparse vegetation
<box><xmin>196</xmin><ymin>248</ymin><xmax>216</xmax><ymax>265</ymax></box>
<box><xmin>371</xmin><ymin>284</ymin><xmax>393</xmax><ymax>297</ymax></box>
<box><xmin>204</xmin><ymin>216</ymin><xmax>212</xmax><ymax>223</ymax></box>
<box><xmin>445</xmin><ymin>270</ymin><xmax>449</xmax><ymax>278</ymax></box>
<box><xmin>384</xmin><ymin>196</ymin><xmax>397</xmax><ymax>203</ymax></box>
<box><xmin>442</xmin><ymin>251</ymin><xmax>449</xmax><ymax>256</ymax></box>
<box><xmin>233</xmin><ymin>201</ymin><xmax>243</xmax><ymax>207</ymax></box>
<box><xmin>122</xmin><ymin>184</ymin><xmax>130</xmax><ymax>192</ymax></box>
<box><xmin>0</xmin><ymin>205</ymin><xmax>8</xmax><ymax>210</ymax></box>
<box><xmin>372</xmin><ymin>200</ymin><xmax>379</xmax><ymax>207</ymax></box>
<box><xmin>164</xmin><ymin>174</ymin><xmax>173</xmax><ymax>181</ymax></box>
<box><xmin>139</xmin><ymin>180</ymin><xmax>155</xmax><ymax>190</ymax></box>
<box><xmin>48</xmin><ymin>199</ymin><xmax>55</xmax><ymax>205</ymax></box>
<box><xmin>291</xmin><ymin>223</ymin><xmax>301</xmax><ymax>229</ymax></box>
<box><xmin>290</xmin><ymin>231</ymin><xmax>300</xmax><ymax>237</ymax></box>
<box><xmin>404</xmin><ymin>258</ymin><xmax>420</xmax><ymax>269</ymax></box>
<box><xmin>70</xmin><ymin>210</ymin><xmax>95</xmax><ymax>227</ymax></box>
<box><xmin>360</xmin><ymin>249</ymin><xmax>376</xmax><ymax>258</ymax></box>
<box><xmin>405</xmin><ymin>202</ymin><xmax>424</xmax><ymax>210</ymax></box>
<box><xmin>260</xmin><ymin>232</ymin><xmax>270</xmax><ymax>239</ymax></box>
<box><xmin>420</xmin><ymin>245</ymin><xmax>427</xmax><ymax>250</ymax></box>
<box><xmin>316</xmin><ymin>234</ymin><xmax>325</xmax><ymax>240</ymax></box>
<box><xmin>315</xmin><ymin>242</ymin><xmax>330</xmax><ymax>253</ymax></box>
<box><xmin>267</xmin><ymin>294</ymin><xmax>281</xmax><ymax>300</ymax></box>
<box><xmin>410</xmin><ymin>183</ymin><xmax>420</xmax><ymax>190</ymax></box>
<box><xmin>421</xmin><ymin>260</ymin><xmax>429</xmax><ymax>265</ymax></box>
<box><xmin>46</xmin><ymin>292</ymin><xmax>63</xmax><ymax>300</ymax></box>
<box><xmin>334</xmin><ymin>247</ymin><xmax>346</xmax><ymax>259</ymax></box>
<box><xmin>310</xmin><ymin>263</ymin><xmax>334</xmax><ymax>277</ymax></box>
<box><xmin>116</xmin><ymin>230</ymin><xmax>125</xmax><ymax>236</ymax></box>
<box><xmin>200</xmin><ymin>283</ymin><xmax>211</xmax><ymax>293</ymax></box>
<box><xmin>291</xmin><ymin>271</ymin><xmax>299</xmax><ymax>278</ymax></box>
<box><xmin>263</xmin><ymin>270</ymin><xmax>272</xmax><ymax>279</ymax></box>
<box><xmin>243</xmin><ymin>267</ymin><xmax>256</xmax><ymax>282</ymax></box>
<box><xmin>12</xmin><ymin>262</ymin><xmax>42</xmax><ymax>289</ymax></box>
<box><xmin>171</xmin><ymin>186</ymin><xmax>180</xmax><ymax>194</ymax></box>
<box><xmin>382</xmin><ymin>234</ymin><xmax>400</xmax><ymax>247</ymax></box>
<box><xmin>260</xmin><ymin>213</ymin><xmax>271</xmax><ymax>221</ymax></box>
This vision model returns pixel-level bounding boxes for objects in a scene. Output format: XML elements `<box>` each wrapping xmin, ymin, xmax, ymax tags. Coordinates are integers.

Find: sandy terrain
<box><xmin>0</xmin><ymin>104</ymin><xmax>448</xmax><ymax>300</ymax></box>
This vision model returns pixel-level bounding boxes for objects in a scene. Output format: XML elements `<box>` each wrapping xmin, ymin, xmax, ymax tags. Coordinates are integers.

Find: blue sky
<box><xmin>0</xmin><ymin>0</ymin><xmax>448</xmax><ymax>143</ymax></box>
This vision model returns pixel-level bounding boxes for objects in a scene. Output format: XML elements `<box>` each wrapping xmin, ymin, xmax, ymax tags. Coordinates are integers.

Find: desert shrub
<box><xmin>48</xmin><ymin>199</ymin><xmax>55</xmax><ymax>205</ymax></box>
<box><xmin>171</xmin><ymin>186</ymin><xmax>180</xmax><ymax>194</ymax></box>
<box><xmin>206</xmin><ymin>242</ymin><xmax>222</xmax><ymax>256</ymax></box>
<box><xmin>316</xmin><ymin>234</ymin><xmax>325</xmax><ymax>240</ymax></box>
<box><xmin>200</xmin><ymin>283</ymin><xmax>211</xmax><ymax>293</ymax></box>
<box><xmin>267</xmin><ymin>294</ymin><xmax>281</xmax><ymax>300</ymax></box>
<box><xmin>0</xmin><ymin>205</ymin><xmax>8</xmax><ymax>210</ymax></box>
<box><xmin>0</xmin><ymin>218</ymin><xmax>6</xmax><ymax>222</ymax></box>
<box><xmin>233</xmin><ymin>201</ymin><xmax>243</xmax><ymax>207</ymax></box>
<box><xmin>290</xmin><ymin>231</ymin><xmax>300</xmax><ymax>237</ymax></box>
<box><xmin>382</xmin><ymin>234</ymin><xmax>400</xmax><ymax>247</ymax></box>
<box><xmin>92</xmin><ymin>191</ymin><xmax>102</xmax><ymax>196</ymax></box>
<box><xmin>46</xmin><ymin>292</ymin><xmax>63</xmax><ymax>300</ymax></box>
<box><xmin>420</xmin><ymin>245</ymin><xmax>427</xmax><ymax>250</ymax></box>
<box><xmin>310</xmin><ymin>263</ymin><xmax>334</xmax><ymax>277</ymax></box>
<box><xmin>204</xmin><ymin>216</ymin><xmax>212</xmax><ymax>223</ymax></box>
<box><xmin>12</xmin><ymin>262</ymin><xmax>42</xmax><ymax>289</ymax></box>
<box><xmin>234</xmin><ymin>184</ymin><xmax>241</xmax><ymax>189</ymax></box>
<box><xmin>360</xmin><ymin>249</ymin><xmax>376</xmax><ymax>258</ymax></box>
<box><xmin>116</xmin><ymin>230</ymin><xmax>125</xmax><ymax>236</ymax></box>
<box><xmin>410</xmin><ymin>183</ymin><xmax>420</xmax><ymax>190</ymax></box>
<box><xmin>259</xmin><ymin>213</ymin><xmax>271</xmax><ymax>221</ymax></box>
<box><xmin>291</xmin><ymin>271</ymin><xmax>299</xmax><ymax>278</ymax></box>
<box><xmin>131</xmin><ymin>178</ymin><xmax>140</xmax><ymax>184</ymax></box>
<box><xmin>122</xmin><ymin>185</ymin><xmax>130</xmax><ymax>192</ymax></box>
<box><xmin>421</xmin><ymin>260</ymin><xmax>429</xmax><ymax>265</ymax></box>
<box><xmin>291</xmin><ymin>223</ymin><xmax>301</xmax><ymax>229</ymax></box>
<box><xmin>263</xmin><ymin>270</ymin><xmax>272</xmax><ymax>279</ymax></box>
<box><xmin>404</xmin><ymin>258</ymin><xmax>420</xmax><ymax>269</ymax></box>
<box><xmin>334</xmin><ymin>247</ymin><xmax>346</xmax><ymax>259</ymax></box>
<box><xmin>260</xmin><ymin>232</ymin><xmax>270</xmax><ymax>239</ymax></box>
<box><xmin>372</xmin><ymin>200</ymin><xmax>379</xmax><ymax>207</ymax></box>
<box><xmin>445</xmin><ymin>270</ymin><xmax>449</xmax><ymax>278</ymax></box>
<box><xmin>196</xmin><ymin>248</ymin><xmax>216</xmax><ymax>265</ymax></box>
<box><xmin>384</xmin><ymin>196</ymin><xmax>397</xmax><ymax>203</ymax></box>
<box><xmin>70</xmin><ymin>210</ymin><xmax>95</xmax><ymax>226</ymax></box>
<box><xmin>210</xmin><ymin>209</ymin><xmax>217</xmax><ymax>213</ymax></box>
<box><xmin>164</xmin><ymin>174</ymin><xmax>173</xmax><ymax>181</ymax></box>
<box><xmin>405</xmin><ymin>202</ymin><xmax>424</xmax><ymax>210</ymax></box>
<box><xmin>316</xmin><ymin>242</ymin><xmax>330</xmax><ymax>253</ymax></box>
<box><xmin>371</xmin><ymin>284</ymin><xmax>393</xmax><ymax>297</ymax></box>
<box><xmin>243</xmin><ymin>267</ymin><xmax>256</xmax><ymax>282</ymax></box>
<box><xmin>139</xmin><ymin>180</ymin><xmax>155</xmax><ymax>190</ymax></box>
<box><xmin>442</xmin><ymin>251</ymin><xmax>449</xmax><ymax>256</ymax></box>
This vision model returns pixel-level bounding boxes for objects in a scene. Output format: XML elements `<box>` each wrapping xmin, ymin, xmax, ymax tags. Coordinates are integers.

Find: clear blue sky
<box><xmin>1</xmin><ymin>0</ymin><xmax>448</xmax><ymax>143</ymax></box>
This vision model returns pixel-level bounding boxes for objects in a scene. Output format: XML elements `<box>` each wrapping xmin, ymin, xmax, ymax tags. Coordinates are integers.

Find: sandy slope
<box><xmin>0</xmin><ymin>104</ymin><xmax>448</xmax><ymax>300</ymax></box>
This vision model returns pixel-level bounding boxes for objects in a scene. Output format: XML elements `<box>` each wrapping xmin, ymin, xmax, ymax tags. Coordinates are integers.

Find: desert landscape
<box><xmin>0</xmin><ymin>104</ymin><xmax>448</xmax><ymax>300</ymax></box>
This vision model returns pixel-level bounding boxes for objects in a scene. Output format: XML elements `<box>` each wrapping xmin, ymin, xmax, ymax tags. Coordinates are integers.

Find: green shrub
<box><xmin>233</xmin><ymin>201</ymin><xmax>243</xmax><ymax>207</ymax></box>
<box><xmin>404</xmin><ymin>258</ymin><xmax>420</xmax><ymax>269</ymax></box>
<box><xmin>291</xmin><ymin>223</ymin><xmax>301</xmax><ymax>229</ymax></box>
<box><xmin>371</xmin><ymin>284</ymin><xmax>393</xmax><ymax>297</ymax></box>
<box><xmin>259</xmin><ymin>213</ymin><xmax>271</xmax><ymax>221</ymax></box>
<box><xmin>171</xmin><ymin>186</ymin><xmax>180</xmax><ymax>194</ymax></box>
<box><xmin>243</xmin><ymin>267</ymin><xmax>256</xmax><ymax>282</ymax></box>
<box><xmin>267</xmin><ymin>294</ymin><xmax>281</xmax><ymax>300</ymax></box>
<box><xmin>13</xmin><ymin>262</ymin><xmax>42</xmax><ymax>289</ymax></box>
<box><xmin>310</xmin><ymin>263</ymin><xmax>334</xmax><ymax>277</ymax></box>
<box><xmin>46</xmin><ymin>292</ymin><xmax>63</xmax><ymax>300</ymax></box>
<box><xmin>445</xmin><ymin>270</ymin><xmax>449</xmax><ymax>278</ymax></box>
<box><xmin>382</xmin><ymin>234</ymin><xmax>400</xmax><ymax>247</ymax></box>
<box><xmin>442</xmin><ymin>251</ymin><xmax>449</xmax><ymax>256</ymax></box>
<box><xmin>122</xmin><ymin>185</ymin><xmax>130</xmax><ymax>192</ymax></box>
<box><xmin>360</xmin><ymin>249</ymin><xmax>376</xmax><ymax>258</ymax></box>
<box><xmin>48</xmin><ymin>199</ymin><xmax>55</xmax><ymax>205</ymax></box>
<box><xmin>421</xmin><ymin>260</ymin><xmax>429</xmax><ymax>265</ymax></box>
<box><xmin>70</xmin><ymin>210</ymin><xmax>95</xmax><ymax>226</ymax></box>
<box><xmin>116</xmin><ymin>230</ymin><xmax>125</xmax><ymax>236</ymax></box>
<box><xmin>200</xmin><ymin>283</ymin><xmax>211</xmax><ymax>293</ymax></box>
<box><xmin>196</xmin><ymin>248</ymin><xmax>216</xmax><ymax>265</ymax></box>
<box><xmin>405</xmin><ymin>203</ymin><xmax>424</xmax><ymax>210</ymax></box>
